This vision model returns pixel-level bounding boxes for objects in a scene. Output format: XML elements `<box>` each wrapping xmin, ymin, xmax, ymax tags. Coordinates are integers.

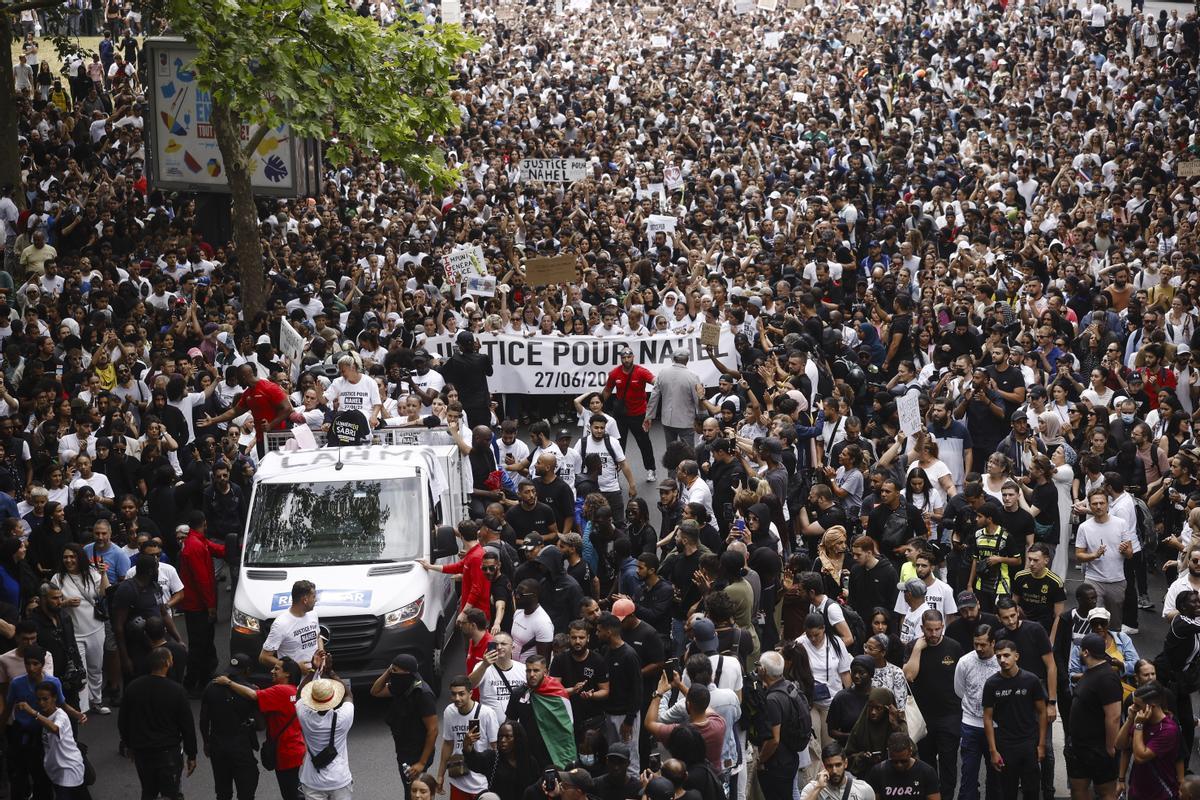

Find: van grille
<box><xmin>323</xmin><ymin>615</ymin><xmax>382</xmax><ymax>661</ymax></box>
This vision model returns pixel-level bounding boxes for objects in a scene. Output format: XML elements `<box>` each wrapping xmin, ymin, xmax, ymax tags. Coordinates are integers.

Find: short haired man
<box><xmin>259</xmin><ymin>579</ymin><xmax>320</xmax><ymax>672</ymax></box>
<box><xmin>801</xmin><ymin>742</ymin><xmax>876</xmax><ymax>800</ymax></box>
<box><xmin>983</xmin><ymin>639</ymin><xmax>1048</xmax><ymax>800</ymax></box>
<box><xmin>1066</xmin><ymin>633</ymin><xmax>1123</xmax><ymax>800</ymax></box>
<box><xmin>866</xmin><ymin>733</ymin><xmax>940</xmax><ymax>799</ymax></box>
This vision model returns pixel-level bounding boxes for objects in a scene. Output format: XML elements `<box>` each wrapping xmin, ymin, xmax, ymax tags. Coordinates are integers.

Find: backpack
<box><xmin>1132</xmin><ymin>496</ymin><xmax>1156</xmax><ymax>549</ymax></box>
<box><xmin>819</xmin><ymin>598</ymin><xmax>867</xmax><ymax>656</ymax></box>
<box><xmin>740</xmin><ymin>673</ymin><xmax>774</xmax><ymax>747</ymax></box>
<box><xmin>769</xmin><ymin>680</ymin><xmax>813</xmax><ymax>753</ymax></box>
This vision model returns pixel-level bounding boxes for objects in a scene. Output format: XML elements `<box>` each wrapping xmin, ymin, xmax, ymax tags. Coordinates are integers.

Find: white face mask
<box><xmin>579</xmin><ymin>754</ymin><xmax>595</xmax><ymax>766</ymax></box>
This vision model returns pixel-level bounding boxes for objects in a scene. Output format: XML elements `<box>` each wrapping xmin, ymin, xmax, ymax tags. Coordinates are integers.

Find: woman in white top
<box><xmin>1048</xmin><ymin>383</ymin><xmax>1073</xmax><ymax>425</ymax></box>
<box><xmin>52</xmin><ymin>541</ymin><xmax>109</xmax><ymax>715</ymax></box>
<box><xmin>1049</xmin><ymin>446</ymin><xmax>1076</xmax><ymax>577</ymax></box>
<box><xmin>572</xmin><ymin>391</ymin><xmax>619</xmax><ymax>439</ymax></box>
<box><xmin>1080</xmin><ymin>367</ymin><xmax>1115</xmax><ymax>408</ymax></box>
<box><xmin>20</xmin><ymin>686</ymin><xmax>87</xmax><ymax>797</ymax></box>
<box><xmin>982</xmin><ymin>452</ymin><xmax>1015</xmax><ymax>502</ymax></box>
<box><xmin>902</xmin><ymin>467</ymin><xmax>945</xmax><ymax>526</ymax></box>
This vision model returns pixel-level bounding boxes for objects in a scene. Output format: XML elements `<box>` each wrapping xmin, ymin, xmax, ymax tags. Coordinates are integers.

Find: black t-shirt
<box><xmin>550</xmin><ymin>650</ymin><xmax>607</xmax><ymax>726</ymax></box>
<box><xmin>662</xmin><ymin>549</ymin><xmax>703</xmax><ymax>620</ymax></box>
<box><xmin>1011</xmin><ymin>570</ymin><xmax>1066</xmax><ymax>633</ymax></box>
<box><xmin>489</xmin><ymin>572</ymin><xmax>514</xmax><ymax>632</ymax></box>
<box><xmin>1002</xmin><ymin>621</ymin><xmax>1052</xmax><ymax>684</ymax></box>
<box><xmin>386</xmin><ymin>680</ymin><xmax>439</xmax><ymax>757</ymax></box>
<box><xmin>1070</xmin><ymin>663</ymin><xmax>1123</xmax><ymax>748</ymax></box>
<box><xmin>946</xmin><ymin>612</ymin><xmax>1001</xmax><ymax>654</ymax></box>
<box><xmin>867</xmin><ymin>757</ymin><xmax>941</xmax><ymax>799</ymax></box>
<box><xmin>566</xmin><ymin>558</ymin><xmax>595</xmax><ymax>598</ymax></box>
<box><xmin>906</xmin><ymin>637</ymin><xmax>963</xmax><ymax>725</ymax></box>
<box><xmin>507</xmin><ymin>502</ymin><xmax>558</xmax><ymax>539</ymax></box>
<box><xmin>998</xmin><ymin>508</ymin><xmax>1035</xmax><ymax>550</ymax></box>
<box><xmin>112</xmin><ymin>577</ymin><xmax>164</xmax><ymax>624</ymax></box>
<box><xmin>1030</xmin><ymin>482</ymin><xmax>1059</xmax><ymax>542</ymax></box>
<box><xmin>534</xmin><ymin>478</ymin><xmax>576</xmax><ymax>530</ymax></box>
<box><xmin>888</xmin><ymin>313</ymin><xmax>914</xmax><ymax>364</ymax></box>
<box><xmin>761</xmin><ymin>680</ymin><xmax>800</xmax><ymax>774</ymax></box>
<box><xmin>986</xmin><ymin>363</ymin><xmax>1026</xmax><ymax>416</ymax></box>
<box><xmin>624</xmin><ymin>619</ymin><xmax>665</xmax><ymax>701</ymax></box>
<box><xmin>602</xmin><ymin>642</ymin><xmax>643</xmax><ymax>716</ymax></box>
<box><xmin>982</xmin><ymin>668</ymin><xmax>1046</xmax><ymax>749</ymax></box>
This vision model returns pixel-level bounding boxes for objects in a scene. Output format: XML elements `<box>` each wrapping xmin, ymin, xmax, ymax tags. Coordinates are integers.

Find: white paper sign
<box><xmin>569</xmin><ymin>0</ymin><xmax>591</xmax><ymax>10</ymax></box>
<box><xmin>442</xmin><ymin>0</ymin><xmax>462</xmax><ymax>24</ymax></box>
<box><xmin>279</xmin><ymin>318</ymin><xmax>305</xmax><ymax>365</ymax></box>
<box><xmin>519</xmin><ymin>158</ymin><xmax>589</xmax><ymax>183</ymax></box>
<box><xmin>764</xmin><ymin>31</ymin><xmax>783</xmax><ymax>48</ymax></box>
<box><xmin>651</xmin><ymin>34</ymin><xmax>669</xmax><ymax>48</ymax></box>
<box><xmin>733</xmin><ymin>0</ymin><xmax>754</xmax><ymax>14</ymax></box>
<box><xmin>757</xmin><ymin>0</ymin><xmax>778</xmax><ymax>10</ymax></box>
<box><xmin>897</xmin><ymin>389</ymin><xmax>922</xmax><ymax>436</ymax></box>
<box><xmin>442</xmin><ymin>245</ymin><xmax>486</xmax><ymax>283</ymax></box>
<box><xmin>464</xmin><ymin>274</ymin><xmax>497</xmax><ymax>297</ymax></box>
<box><xmin>664</xmin><ymin>165</ymin><xmax>683</xmax><ymax>190</ymax></box>
<box><xmin>646</xmin><ymin>213</ymin><xmax>677</xmax><ymax>245</ymax></box>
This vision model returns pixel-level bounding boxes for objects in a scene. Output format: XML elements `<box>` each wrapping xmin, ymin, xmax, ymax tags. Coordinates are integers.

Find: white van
<box><xmin>229</xmin><ymin>444</ymin><xmax>469</xmax><ymax>687</ymax></box>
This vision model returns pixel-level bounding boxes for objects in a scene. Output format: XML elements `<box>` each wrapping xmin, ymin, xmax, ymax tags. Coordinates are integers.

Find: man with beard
<box><xmin>533</xmin><ymin>452</ymin><xmax>575</xmax><ymax>535</ymax></box>
<box><xmin>925</xmin><ymin>395</ymin><xmax>973</xmax><ymax>489</ymax></box>
<box><xmin>550</xmin><ymin>620</ymin><xmax>608</xmax><ymax>739</ymax></box>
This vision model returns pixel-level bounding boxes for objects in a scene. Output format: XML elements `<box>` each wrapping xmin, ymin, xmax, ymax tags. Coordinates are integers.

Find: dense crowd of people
<box><xmin>5</xmin><ymin>0</ymin><xmax>1200</xmax><ymax>797</ymax></box>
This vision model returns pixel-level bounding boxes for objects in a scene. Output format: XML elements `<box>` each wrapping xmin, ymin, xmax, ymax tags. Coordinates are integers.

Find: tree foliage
<box><xmin>164</xmin><ymin>0</ymin><xmax>477</xmax><ymax>189</ymax></box>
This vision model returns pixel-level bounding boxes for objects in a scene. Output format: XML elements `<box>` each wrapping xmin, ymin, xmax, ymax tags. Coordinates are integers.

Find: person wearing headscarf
<box><xmin>856</xmin><ymin>322</ymin><xmax>886</xmax><ymax>367</ymax></box>
<box><xmin>827</xmin><ymin>656</ymin><xmax>877</xmax><ymax>747</ymax></box>
<box><xmin>1038</xmin><ymin>411</ymin><xmax>1076</xmax><ymax>465</ymax></box>
<box><xmin>844</xmin><ymin>686</ymin><xmax>905</xmax><ymax>777</ymax></box>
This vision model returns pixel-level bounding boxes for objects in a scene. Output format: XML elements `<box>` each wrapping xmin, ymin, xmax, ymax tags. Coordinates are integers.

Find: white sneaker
<box><xmin>645</xmin><ymin>469</ymin><xmax>657</xmax><ymax>483</ymax></box>
<box><xmin>93</xmin><ymin>705</ymin><xmax>112</xmax><ymax>716</ymax></box>
<box><xmin>1121</xmin><ymin>625</ymin><xmax>1139</xmax><ymax>635</ymax></box>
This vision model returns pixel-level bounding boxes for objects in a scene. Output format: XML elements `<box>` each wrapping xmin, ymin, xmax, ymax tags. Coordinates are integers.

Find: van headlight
<box><xmin>383</xmin><ymin>597</ymin><xmax>424</xmax><ymax>628</ymax></box>
<box><xmin>232</xmin><ymin>608</ymin><xmax>260</xmax><ymax>634</ymax></box>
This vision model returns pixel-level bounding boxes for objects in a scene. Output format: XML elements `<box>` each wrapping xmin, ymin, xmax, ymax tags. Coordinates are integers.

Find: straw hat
<box><xmin>300</xmin><ymin>678</ymin><xmax>346</xmax><ymax>712</ymax></box>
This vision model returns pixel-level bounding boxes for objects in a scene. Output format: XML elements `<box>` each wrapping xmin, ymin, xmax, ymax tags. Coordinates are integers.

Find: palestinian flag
<box><xmin>531</xmin><ymin>676</ymin><xmax>577</xmax><ymax>768</ymax></box>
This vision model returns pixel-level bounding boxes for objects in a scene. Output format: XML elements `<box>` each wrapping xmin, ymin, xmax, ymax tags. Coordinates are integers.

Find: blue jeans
<box><xmin>961</xmin><ymin>723</ymin><xmax>997</xmax><ymax>800</ymax></box>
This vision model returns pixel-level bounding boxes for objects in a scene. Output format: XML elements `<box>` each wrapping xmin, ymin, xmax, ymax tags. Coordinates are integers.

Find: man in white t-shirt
<box><xmin>260</xmin><ymin>580</ymin><xmax>321</xmax><ymax>672</ymax></box>
<box><xmin>575</xmin><ymin>415</ymin><xmax>637</xmax><ymax>520</ymax></box>
<box><xmin>898</xmin><ymin>579</ymin><xmax>933</xmax><ymax>644</ymax></box>
<box><xmin>468</xmin><ymin>633</ymin><xmax>526</xmax><ymax>723</ymax></box>
<box><xmin>436</xmin><ymin>676</ymin><xmax>499</xmax><ymax>798</ymax></box>
<box><xmin>496</xmin><ymin>420</ymin><xmax>531</xmax><ymax>484</ymax></box>
<box><xmin>324</xmin><ymin>355</ymin><xmax>383</xmax><ymax>428</ymax></box>
<box><xmin>405</xmin><ymin>352</ymin><xmax>445</xmax><ymax>415</ymax></box>
<box><xmin>894</xmin><ymin>551</ymin><xmax>959</xmax><ymax>621</ymax></box>
<box><xmin>510</xmin><ymin>579</ymin><xmax>554</xmax><ymax>660</ymax></box>
<box><xmin>297</xmin><ymin>658</ymin><xmax>354</xmax><ymax>799</ymax></box>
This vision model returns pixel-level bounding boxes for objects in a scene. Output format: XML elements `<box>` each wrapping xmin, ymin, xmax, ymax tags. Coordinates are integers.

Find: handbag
<box><xmin>261</xmin><ymin>708</ymin><xmax>296</xmax><ymax>771</ymax></box>
<box><xmin>308</xmin><ymin>712</ymin><xmax>339</xmax><ymax>770</ymax></box>
<box><xmin>905</xmin><ymin>695</ymin><xmax>928</xmax><ymax>742</ymax></box>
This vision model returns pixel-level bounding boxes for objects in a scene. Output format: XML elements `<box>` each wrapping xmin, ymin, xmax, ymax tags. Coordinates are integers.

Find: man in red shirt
<box><xmin>177</xmin><ymin>511</ymin><xmax>225</xmax><ymax>695</ymax></box>
<box><xmin>602</xmin><ymin>346</ymin><xmax>658</xmax><ymax>481</ymax></box>
<box><xmin>458</xmin><ymin>607</ymin><xmax>492</xmax><ymax>696</ymax></box>
<box><xmin>199</xmin><ymin>363</ymin><xmax>292</xmax><ymax>455</ymax></box>
<box><xmin>418</xmin><ymin>518</ymin><xmax>490</xmax><ymax>619</ymax></box>
<box><xmin>214</xmin><ymin>657</ymin><xmax>306</xmax><ymax>799</ymax></box>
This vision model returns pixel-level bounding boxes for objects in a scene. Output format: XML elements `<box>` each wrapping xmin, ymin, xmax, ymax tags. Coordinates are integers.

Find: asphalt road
<box><xmin>78</xmin><ymin>422</ymin><xmax>1181</xmax><ymax>799</ymax></box>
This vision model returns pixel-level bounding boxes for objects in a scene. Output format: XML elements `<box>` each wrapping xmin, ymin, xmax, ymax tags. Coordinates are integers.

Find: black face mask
<box><xmin>389</xmin><ymin>674</ymin><xmax>416</xmax><ymax>695</ymax></box>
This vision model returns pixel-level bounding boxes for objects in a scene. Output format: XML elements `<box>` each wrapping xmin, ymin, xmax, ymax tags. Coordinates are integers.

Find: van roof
<box><xmin>256</xmin><ymin>445</ymin><xmax>458</xmax><ymax>484</ymax></box>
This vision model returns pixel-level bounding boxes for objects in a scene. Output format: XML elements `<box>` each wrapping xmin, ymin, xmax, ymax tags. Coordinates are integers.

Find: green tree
<box><xmin>164</xmin><ymin>0</ymin><xmax>475</xmax><ymax>318</ymax></box>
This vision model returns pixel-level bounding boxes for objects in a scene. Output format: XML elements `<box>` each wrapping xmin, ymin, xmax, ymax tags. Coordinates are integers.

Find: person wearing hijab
<box><xmin>844</xmin><ymin>687</ymin><xmax>906</xmax><ymax>777</ymax></box>
<box><xmin>827</xmin><ymin>656</ymin><xmax>877</xmax><ymax>747</ymax></box>
<box><xmin>1038</xmin><ymin>411</ymin><xmax>1076</xmax><ymax>464</ymax></box>
<box><xmin>856</xmin><ymin>322</ymin><xmax>886</xmax><ymax>367</ymax></box>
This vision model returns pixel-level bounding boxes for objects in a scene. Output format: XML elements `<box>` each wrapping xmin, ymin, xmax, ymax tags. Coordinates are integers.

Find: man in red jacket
<box><xmin>178</xmin><ymin>510</ymin><xmax>225</xmax><ymax>695</ymax></box>
<box><xmin>602</xmin><ymin>346</ymin><xmax>658</xmax><ymax>481</ymax></box>
<box><xmin>418</xmin><ymin>518</ymin><xmax>491</xmax><ymax>620</ymax></box>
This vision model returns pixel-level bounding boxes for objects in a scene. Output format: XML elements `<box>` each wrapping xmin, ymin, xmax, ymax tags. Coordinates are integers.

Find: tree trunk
<box><xmin>0</xmin><ymin>14</ymin><xmax>26</xmax><ymax>209</ymax></box>
<box><xmin>211</xmin><ymin>97</ymin><xmax>266</xmax><ymax>321</ymax></box>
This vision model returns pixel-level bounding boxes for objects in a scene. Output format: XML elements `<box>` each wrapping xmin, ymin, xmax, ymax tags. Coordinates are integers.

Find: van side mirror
<box><xmin>432</xmin><ymin>525</ymin><xmax>458</xmax><ymax>560</ymax></box>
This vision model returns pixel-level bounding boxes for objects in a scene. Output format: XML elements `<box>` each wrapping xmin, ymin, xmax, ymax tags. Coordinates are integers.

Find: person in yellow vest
<box><xmin>968</xmin><ymin>502</ymin><xmax>1024</xmax><ymax>613</ymax></box>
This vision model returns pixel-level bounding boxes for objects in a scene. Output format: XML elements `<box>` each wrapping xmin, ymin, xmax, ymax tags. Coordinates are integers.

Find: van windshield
<box><xmin>245</xmin><ymin>477</ymin><xmax>424</xmax><ymax>566</ymax></box>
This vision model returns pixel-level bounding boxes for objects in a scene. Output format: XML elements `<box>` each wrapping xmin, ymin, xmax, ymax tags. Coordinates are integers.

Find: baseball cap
<box><xmin>1080</xmin><ymin>633</ymin><xmax>1110</xmax><ymax>659</ymax></box>
<box><xmin>657</xmin><ymin>478</ymin><xmax>678</xmax><ymax>492</ymax></box>
<box><xmin>187</xmin><ymin>347</ymin><xmax>204</xmax><ymax>359</ymax></box>
<box><xmin>606</xmin><ymin>742</ymin><xmax>631</xmax><ymax>763</ymax></box>
<box><xmin>557</xmin><ymin>769</ymin><xmax>594</xmax><ymax>790</ymax></box>
<box><xmin>322</xmin><ymin>279</ymin><xmax>337</xmax><ymax>291</ymax></box>
<box><xmin>956</xmin><ymin>591</ymin><xmax>979</xmax><ymax>609</ymax></box>
<box><xmin>216</xmin><ymin>331</ymin><xmax>232</xmax><ymax>347</ymax></box>
<box><xmin>391</xmin><ymin>654</ymin><xmax>420</xmax><ymax>671</ymax></box>
<box><xmin>521</xmin><ymin>533</ymin><xmax>543</xmax><ymax>550</ymax></box>
<box><xmin>1086</xmin><ymin>607</ymin><xmax>1111</xmax><ymax>624</ymax></box>
<box><xmin>227</xmin><ymin>653</ymin><xmax>253</xmax><ymax>674</ymax></box>
<box><xmin>899</xmin><ymin>578</ymin><xmax>928</xmax><ymax>597</ymax></box>
<box><xmin>612</xmin><ymin>598</ymin><xmax>636</xmax><ymax>620</ymax></box>
<box><xmin>555</xmin><ymin>428</ymin><xmax>572</xmax><ymax>440</ymax></box>
<box><xmin>644</xmin><ymin>777</ymin><xmax>676</xmax><ymax>800</ymax></box>
<box><xmin>690</xmin><ymin>618</ymin><xmax>719</xmax><ymax>653</ymax></box>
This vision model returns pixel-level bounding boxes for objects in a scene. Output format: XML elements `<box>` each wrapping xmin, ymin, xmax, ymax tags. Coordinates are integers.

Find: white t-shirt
<box><xmin>442</xmin><ymin>701</ymin><xmax>500</xmax><ymax>795</ymax></box>
<box><xmin>325</xmin><ymin>375</ymin><xmax>381</xmax><ymax>416</ymax></box>
<box><xmin>511</xmin><ymin>607</ymin><xmax>554</xmax><ymax>659</ymax></box>
<box><xmin>169</xmin><ymin>391</ymin><xmax>208</xmax><ymax>444</ymax></box>
<box><xmin>575</xmin><ymin>434</ymin><xmax>626</xmax><ymax>493</ymax></box>
<box><xmin>496</xmin><ymin>438</ymin><xmax>531</xmax><ymax>485</ymax></box>
<box><xmin>125</xmin><ymin>561</ymin><xmax>185</xmax><ymax>607</ymax></box>
<box><xmin>298</xmin><ymin>701</ymin><xmax>354</xmax><ymax>791</ymax></box>
<box><xmin>409</xmin><ymin>369</ymin><xmax>446</xmax><ymax>414</ymax></box>
<box><xmin>476</xmin><ymin>661</ymin><xmax>526</xmax><ymax>722</ymax></box>
<box><xmin>900</xmin><ymin>601</ymin><xmax>931</xmax><ymax>644</ymax></box>
<box><xmin>799</xmin><ymin>635</ymin><xmax>851</xmax><ymax>706</ymax></box>
<box><xmin>894</xmin><ymin>579</ymin><xmax>958</xmax><ymax>618</ymax></box>
<box><xmin>41</xmin><ymin>707</ymin><xmax>85</xmax><ymax>788</ymax></box>
<box><xmin>263</xmin><ymin>610</ymin><xmax>322</xmax><ymax>666</ymax></box>
<box><xmin>681</xmin><ymin>654</ymin><xmax>743</xmax><ymax>695</ymax></box>
<box><xmin>576</xmin><ymin>410</ymin><xmax>619</xmax><ymax>440</ymax></box>
<box><xmin>70</xmin><ymin>473</ymin><xmax>114</xmax><ymax>503</ymax></box>
<box><xmin>1076</xmin><ymin>516</ymin><xmax>1135</xmax><ymax>584</ymax></box>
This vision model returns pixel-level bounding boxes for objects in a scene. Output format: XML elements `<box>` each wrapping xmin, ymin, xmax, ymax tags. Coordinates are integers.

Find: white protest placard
<box><xmin>764</xmin><ymin>31</ymin><xmax>783</xmax><ymax>48</ymax></box>
<box><xmin>464</xmin><ymin>274</ymin><xmax>497</xmax><ymax>297</ymax></box>
<box><xmin>664</xmin><ymin>165</ymin><xmax>683</xmax><ymax>190</ymax></box>
<box><xmin>441</xmin><ymin>0</ymin><xmax>462</xmax><ymax>24</ymax></box>
<box><xmin>279</xmin><ymin>318</ymin><xmax>305</xmax><ymax>365</ymax></box>
<box><xmin>607</xmin><ymin>74</ymin><xmax>621</xmax><ymax>90</ymax></box>
<box><xmin>496</xmin><ymin>5</ymin><xmax>517</xmax><ymax>20</ymax></box>
<box><xmin>569</xmin><ymin>0</ymin><xmax>591</xmax><ymax>10</ymax></box>
<box><xmin>442</xmin><ymin>244</ymin><xmax>486</xmax><ymax>283</ymax></box>
<box><xmin>733</xmin><ymin>0</ymin><xmax>754</xmax><ymax>14</ymax></box>
<box><xmin>519</xmin><ymin>158</ymin><xmax>589</xmax><ymax>183</ymax></box>
<box><xmin>646</xmin><ymin>213</ymin><xmax>677</xmax><ymax>245</ymax></box>
<box><xmin>1180</xmin><ymin>161</ymin><xmax>1200</xmax><ymax>178</ymax></box>
<box><xmin>642</xmin><ymin>5</ymin><xmax>662</xmax><ymax>17</ymax></box>
<box><xmin>897</xmin><ymin>389</ymin><xmax>922</xmax><ymax>436</ymax></box>
<box><xmin>757</xmin><ymin>0</ymin><xmax>778</xmax><ymax>10</ymax></box>
<box><xmin>650</xmin><ymin>34</ymin><xmax>669</xmax><ymax>48</ymax></box>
